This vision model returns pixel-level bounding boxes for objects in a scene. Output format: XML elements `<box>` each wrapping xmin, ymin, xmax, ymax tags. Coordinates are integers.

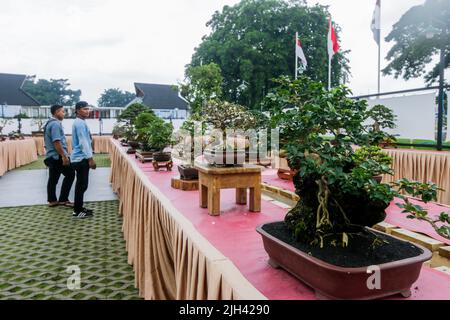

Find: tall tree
<box><xmin>179</xmin><ymin>63</ymin><xmax>223</xmax><ymax>116</ymax></box>
<box><xmin>98</xmin><ymin>88</ymin><xmax>135</xmax><ymax>108</ymax></box>
<box><xmin>23</xmin><ymin>76</ymin><xmax>81</xmax><ymax>106</ymax></box>
<box><xmin>189</xmin><ymin>0</ymin><xmax>349</xmax><ymax>109</ymax></box>
<box><xmin>383</xmin><ymin>0</ymin><xmax>450</xmax><ymax>84</ymax></box>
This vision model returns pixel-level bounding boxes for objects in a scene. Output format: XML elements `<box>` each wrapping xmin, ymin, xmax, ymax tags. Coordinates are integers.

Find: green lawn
<box><xmin>0</xmin><ymin>201</ymin><xmax>141</xmax><ymax>300</ymax></box>
<box><xmin>17</xmin><ymin>154</ymin><xmax>111</xmax><ymax>171</ymax></box>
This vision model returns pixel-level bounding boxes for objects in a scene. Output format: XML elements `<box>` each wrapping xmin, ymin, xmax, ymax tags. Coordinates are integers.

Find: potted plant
<box><xmin>147</xmin><ymin>117</ymin><xmax>174</xmax><ymax>163</ymax></box>
<box><xmin>0</xmin><ymin>119</ymin><xmax>12</xmax><ymax>141</ymax></box>
<box><xmin>112</xmin><ymin>124</ymin><xmax>126</xmax><ymax>140</ymax></box>
<box><xmin>365</xmin><ymin>104</ymin><xmax>397</xmax><ymax>148</ymax></box>
<box><xmin>175</xmin><ymin>118</ymin><xmax>207</xmax><ymax>180</ymax></box>
<box><xmin>202</xmin><ymin>100</ymin><xmax>258</xmax><ymax>166</ymax></box>
<box><xmin>31</xmin><ymin>118</ymin><xmax>46</xmax><ymax>137</ymax></box>
<box><xmin>117</xmin><ymin>103</ymin><xmax>149</xmax><ymax>153</ymax></box>
<box><xmin>257</xmin><ymin>76</ymin><xmax>437</xmax><ymax>300</ymax></box>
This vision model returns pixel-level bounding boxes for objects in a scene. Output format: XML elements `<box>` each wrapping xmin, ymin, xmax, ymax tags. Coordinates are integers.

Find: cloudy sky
<box><xmin>0</xmin><ymin>0</ymin><xmax>444</xmax><ymax>105</ymax></box>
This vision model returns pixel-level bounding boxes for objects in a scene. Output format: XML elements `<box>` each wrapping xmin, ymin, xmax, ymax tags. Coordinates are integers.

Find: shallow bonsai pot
<box><xmin>31</xmin><ymin>131</ymin><xmax>44</xmax><ymax>137</ymax></box>
<box><xmin>178</xmin><ymin>165</ymin><xmax>199</xmax><ymax>180</ymax></box>
<box><xmin>204</xmin><ymin>149</ymin><xmax>245</xmax><ymax>166</ymax></box>
<box><xmin>153</xmin><ymin>152</ymin><xmax>172</xmax><ymax>162</ymax></box>
<box><xmin>256</xmin><ymin>222</ymin><xmax>432</xmax><ymax>300</ymax></box>
<box><xmin>126</xmin><ymin>147</ymin><xmax>136</xmax><ymax>155</ymax></box>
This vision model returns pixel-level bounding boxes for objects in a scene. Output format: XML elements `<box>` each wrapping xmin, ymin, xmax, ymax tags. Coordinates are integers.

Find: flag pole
<box><xmin>295</xmin><ymin>32</ymin><xmax>298</xmax><ymax>80</ymax></box>
<box><xmin>377</xmin><ymin>0</ymin><xmax>381</xmax><ymax>95</ymax></box>
<box><xmin>328</xmin><ymin>57</ymin><xmax>331</xmax><ymax>91</ymax></box>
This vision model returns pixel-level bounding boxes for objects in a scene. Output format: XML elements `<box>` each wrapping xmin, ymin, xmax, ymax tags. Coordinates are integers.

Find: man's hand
<box><xmin>62</xmin><ymin>155</ymin><xmax>70</xmax><ymax>167</ymax></box>
<box><xmin>88</xmin><ymin>158</ymin><xmax>97</xmax><ymax>170</ymax></box>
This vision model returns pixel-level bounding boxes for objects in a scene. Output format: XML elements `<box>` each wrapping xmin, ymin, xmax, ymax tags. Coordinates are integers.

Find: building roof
<box><xmin>134</xmin><ymin>83</ymin><xmax>188</xmax><ymax>110</ymax></box>
<box><xmin>0</xmin><ymin>73</ymin><xmax>40</xmax><ymax>107</ymax></box>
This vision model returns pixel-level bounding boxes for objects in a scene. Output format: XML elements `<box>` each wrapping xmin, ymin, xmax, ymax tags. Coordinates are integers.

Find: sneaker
<box><xmin>72</xmin><ymin>209</ymin><xmax>94</xmax><ymax>219</ymax></box>
<box><xmin>82</xmin><ymin>207</ymin><xmax>94</xmax><ymax>214</ymax></box>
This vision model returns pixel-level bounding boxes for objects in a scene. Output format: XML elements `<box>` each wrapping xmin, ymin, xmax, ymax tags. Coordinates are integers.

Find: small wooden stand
<box><xmin>152</xmin><ymin>160</ymin><xmax>173</xmax><ymax>171</ymax></box>
<box><xmin>136</xmin><ymin>151</ymin><xmax>154</xmax><ymax>163</ymax></box>
<box><xmin>171</xmin><ymin>177</ymin><xmax>199</xmax><ymax>191</ymax></box>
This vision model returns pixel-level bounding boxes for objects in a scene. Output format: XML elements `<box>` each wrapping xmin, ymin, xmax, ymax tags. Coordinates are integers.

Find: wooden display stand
<box><xmin>171</xmin><ymin>177</ymin><xmax>199</xmax><ymax>191</ymax></box>
<box><xmin>136</xmin><ymin>151</ymin><xmax>154</xmax><ymax>163</ymax></box>
<box><xmin>195</xmin><ymin>162</ymin><xmax>262</xmax><ymax>216</ymax></box>
<box><xmin>152</xmin><ymin>160</ymin><xmax>173</xmax><ymax>171</ymax></box>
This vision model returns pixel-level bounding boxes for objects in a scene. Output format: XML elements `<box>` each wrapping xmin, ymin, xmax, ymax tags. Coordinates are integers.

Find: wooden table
<box><xmin>195</xmin><ymin>162</ymin><xmax>262</xmax><ymax>216</ymax></box>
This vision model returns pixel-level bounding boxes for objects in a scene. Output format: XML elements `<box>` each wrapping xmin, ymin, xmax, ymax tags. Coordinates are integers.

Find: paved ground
<box><xmin>0</xmin><ymin>201</ymin><xmax>141</xmax><ymax>300</ymax></box>
<box><xmin>0</xmin><ymin>168</ymin><xmax>117</xmax><ymax>208</ymax></box>
<box><xmin>0</xmin><ymin>156</ymin><xmax>139</xmax><ymax>300</ymax></box>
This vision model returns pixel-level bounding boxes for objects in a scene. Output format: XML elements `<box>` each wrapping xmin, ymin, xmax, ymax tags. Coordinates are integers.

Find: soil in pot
<box><xmin>262</xmin><ymin>222</ymin><xmax>423</xmax><ymax>268</ymax></box>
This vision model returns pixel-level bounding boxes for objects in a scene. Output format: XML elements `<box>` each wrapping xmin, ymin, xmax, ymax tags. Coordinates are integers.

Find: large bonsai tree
<box><xmin>267</xmin><ymin>76</ymin><xmax>450</xmax><ymax>247</ymax></box>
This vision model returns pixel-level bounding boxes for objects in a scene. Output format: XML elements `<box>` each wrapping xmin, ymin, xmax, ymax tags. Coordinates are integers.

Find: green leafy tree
<box><xmin>179</xmin><ymin>63</ymin><xmax>223</xmax><ymax>116</ymax></box>
<box><xmin>98</xmin><ymin>88</ymin><xmax>135</xmax><ymax>108</ymax></box>
<box><xmin>117</xmin><ymin>103</ymin><xmax>150</xmax><ymax>126</ymax></box>
<box><xmin>383</xmin><ymin>0</ymin><xmax>450</xmax><ymax>84</ymax></box>
<box><xmin>190</xmin><ymin>0</ymin><xmax>349</xmax><ymax>109</ymax></box>
<box><xmin>23</xmin><ymin>76</ymin><xmax>81</xmax><ymax>106</ymax></box>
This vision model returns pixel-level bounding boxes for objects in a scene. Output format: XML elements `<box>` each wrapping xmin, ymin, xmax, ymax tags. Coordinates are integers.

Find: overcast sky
<box><xmin>0</xmin><ymin>0</ymin><xmax>445</xmax><ymax>105</ymax></box>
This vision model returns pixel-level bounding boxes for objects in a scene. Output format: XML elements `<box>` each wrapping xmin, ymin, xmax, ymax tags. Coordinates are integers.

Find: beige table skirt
<box><xmin>0</xmin><ymin>139</ymin><xmax>38</xmax><ymax>176</ymax></box>
<box><xmin>33</xmin><ymin>135</ymin><xmax>112</xmax><ymax>156</ymax></box>
<box><xmin>109</xmin><ymin>139</ymin><xmax>266</xmax><ymax>300</ymax></box>
<box><xmin>382</xmin><ymin>149</ymin><xmax>450</xmax><ymax>205</ymax></box>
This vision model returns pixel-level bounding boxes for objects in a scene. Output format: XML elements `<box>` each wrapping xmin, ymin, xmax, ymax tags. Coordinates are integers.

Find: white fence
<box><xmin>1</xmin><ymin>118</ymin><xmax>185</xmax><ymax>135</ymax></box>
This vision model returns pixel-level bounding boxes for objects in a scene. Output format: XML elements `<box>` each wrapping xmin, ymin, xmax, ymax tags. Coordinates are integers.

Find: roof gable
<box><xmin>0</xmin><ymin>73</ymin><xmax>40</xmax><ymax>106</ymax></box>
<box><xmin>134</xmin><ymin>83</ymin><xmax>188</xmax><ymax>110</ymax></box>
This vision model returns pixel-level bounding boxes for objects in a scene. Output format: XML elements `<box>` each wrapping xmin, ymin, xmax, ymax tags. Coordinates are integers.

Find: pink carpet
<box><xmin>120</xmin><ymin>144</ymin><xmax>450</xmax><ymax>300</ymax></box>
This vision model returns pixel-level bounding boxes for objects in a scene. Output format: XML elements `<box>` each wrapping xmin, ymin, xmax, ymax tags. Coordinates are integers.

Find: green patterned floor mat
<box><xmin>0</xmin><ymin>201</ymin><xmax>141</xmax><ymax>300</ymax></box>
<box><xmin>17</xmin><ymin>154</ymin><xmax>111</xmax><ymax>171</ymax></box>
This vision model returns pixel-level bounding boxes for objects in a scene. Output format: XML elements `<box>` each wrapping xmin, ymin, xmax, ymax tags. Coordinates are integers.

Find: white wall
<box><xmin>366</xmin><ymin>92</ymin><xmax>437</xmax><ymax>141</ymax></box>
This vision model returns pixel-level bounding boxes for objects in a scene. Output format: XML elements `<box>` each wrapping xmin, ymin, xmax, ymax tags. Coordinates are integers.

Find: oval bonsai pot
<box><xmin>178</xmin><ymin>165</ymin><xmax>199</xmax><ymax>180</ymax></box>
<box><xmin>256</xmin><ymin>222</ymin><xmax>432</xmax><ymax>300</ymax></box>
<box><xmin>153</xmin><ymin>151</ymin><xmax>172</xmax><ymax>162</ymax></box>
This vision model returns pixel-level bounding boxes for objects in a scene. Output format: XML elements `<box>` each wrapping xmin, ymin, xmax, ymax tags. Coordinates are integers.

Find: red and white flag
<box><xmin>296</xmin><ymin>35</ymin><xmax>308</xmax><ymax>68</ymax></box>
<box><xmin>327</xmin><ymin>20</ymin><xmax>340</xmax><ymax>60</ymax></box>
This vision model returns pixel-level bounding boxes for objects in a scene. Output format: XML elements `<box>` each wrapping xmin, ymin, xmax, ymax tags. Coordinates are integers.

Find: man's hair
<box><xmin>50</xmin><ymin>104</ymin><xmax>64</xmax><ymax>115</ymax></box>
<box><xmin>75</xmin><ymin>101</ymin><xmax>89</xmax><ymax>110</ymax></box>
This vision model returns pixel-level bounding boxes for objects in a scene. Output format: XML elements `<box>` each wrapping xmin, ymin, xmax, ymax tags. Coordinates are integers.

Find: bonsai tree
<box><xmin>365</xmin><ymin>104</ymin><xmax>397</xmax><ymax>147</ymax></box>
<box><xmin>267</xmin><ymin>75</ymin><xmax>450</xmax><ymax>248</ymax></box>
<box><xmin>134</xmin><ymin>112</ymin><xmax>158</xmax><ymax>150</ymax></box>
<box><xmin>112</xmin><ymin>124</ymin><xmax>126</xmax><ymax>139</ymax></box>
<box><xmin>117</xmin><ymin>103</ymin><xmax>150</xmax><ymax>143</ymax></box>
<box><xmin>32</xmin><ymin>118</ymin><xmax>45</xmax><ymax>132</ymax></box>
<box><xmin>139</xmin><ymin>117</ymin><xmax>174</xmax><ymax>153</ymax></box>
<box><xmin>0</xmin><ymin>119</ymin><xmax>13</xmax><ymax>136</ymax></box>
<box><xmin>175</xmin><ymin>117</ymin><xmax>207</xmax><ymax>166</ymax></box>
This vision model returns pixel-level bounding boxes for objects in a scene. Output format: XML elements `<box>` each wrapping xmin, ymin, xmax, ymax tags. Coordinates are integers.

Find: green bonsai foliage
<box><xmin>393</xmin><ymin>179</ymin><xmax>450</xmax><ymax>239</ymax></box>
<box><xmin>267</xmin><ymin>75</ymin><xmax>449</xmax><ymax>247</ymax></box>
<box><xmin>135</xmin><ymin>112</ymin><xmax>158</xmax><ymax>148</ymax></box>
<box><xmin>266</xmin><ymin>76</ymin><xmax>399</xmax><ymax>248</ymax></box>
<box><xmin>146</xmin><ymin>118</ymin><xmax>174</xmax><ymax>152</ymax></box>
<box><xmin>365</xmin><ymin>104</ymin><xmax>397</xmax><ymax>146</ymax></box>
<box><xmin>112</xmin><ymin>124</ymin><xmax>127</xmax><ymax>138</ymax></box>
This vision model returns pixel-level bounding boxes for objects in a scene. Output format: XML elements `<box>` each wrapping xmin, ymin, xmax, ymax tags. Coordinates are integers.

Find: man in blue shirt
<box><xmin>71</xmin><ymin>101</ymin><xmax>97</xmax><ymax>219</ymax></box>
<box><xmin>44</xmin><ymin>104</ymin><xmax>75</xmax><ymax>208</ymax></box>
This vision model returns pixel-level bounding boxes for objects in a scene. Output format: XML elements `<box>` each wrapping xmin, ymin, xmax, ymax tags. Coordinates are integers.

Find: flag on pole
<box><xmin>296</xmin><ymin>35</ymin><xmax>308</xmax><ymax>68</ymax></box>
<box><xmin>327</xmin><ymin>20</ymin><xmax>340</xmax><ymax>90</ymax></box>
<box><xmin>327</xmin><ymin>20</ymin><xmax>340</xmax><ymax>60</ymax></box>
<box><xmin>371</xmin><ymin>0</ymin><xmax>381</xmax><ymax>45</ymax></box>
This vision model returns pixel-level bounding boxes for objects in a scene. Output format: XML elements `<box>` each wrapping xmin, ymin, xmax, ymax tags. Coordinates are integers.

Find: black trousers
<box><xmin>72</xmin><ymin>159</ymin><xmax>90</xmax><ymax>213</ymax></box>
<box><xmin>46</xmin><ymin>157</ymin><xmax>75</xmax><ymax>203</ymax></box>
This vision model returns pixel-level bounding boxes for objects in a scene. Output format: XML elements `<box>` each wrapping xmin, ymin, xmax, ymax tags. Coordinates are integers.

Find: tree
<box><xmin>98</xmin><ymin>88</ymin><xmax>135</xmax><ymax>108</ymax></box>
<box><xmin>189</xmin><ymin>0</ymin><xmax>349</xmax><ymax>109</ymax></box>
<box><xmin>23</xmin><ymin>76</ymin><xmax>81</xmax><ymax>106</ymax></box>
<box><xmin>179</xmin><ymin>63</ymin><xmax>223</xmax><ymax>116</ymax></box>
<box><xmin>383</xmin><ymin>0</ymin><xmax>450</xmax><ymax>84</ymax></box>
<box><xmin>117</xmin><ymin>103</ymin><xmax>151</xmax><ymax>126</ymax></box>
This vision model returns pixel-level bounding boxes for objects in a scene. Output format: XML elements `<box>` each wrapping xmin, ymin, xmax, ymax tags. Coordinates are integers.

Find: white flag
<box><xmin>371</xmin><ymin>0</ymin><xmax>381</xmax><ymax>45</ymax></box>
